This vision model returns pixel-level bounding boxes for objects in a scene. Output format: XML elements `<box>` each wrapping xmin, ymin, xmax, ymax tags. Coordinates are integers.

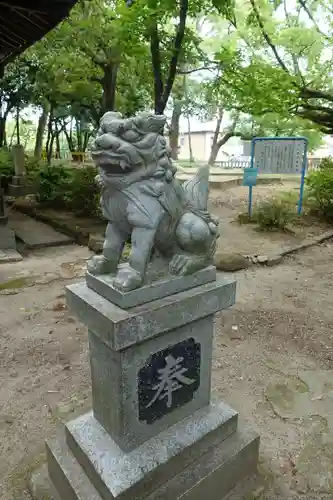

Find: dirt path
<box><xmin>1</xmin><ymin>242</ymin><xmax>333</xmax><ymax>499</ymax></box>
<box><xmin>209</xmin><ymin>183</ymin><xmax>331</xmax><ymax>257</ymax></box>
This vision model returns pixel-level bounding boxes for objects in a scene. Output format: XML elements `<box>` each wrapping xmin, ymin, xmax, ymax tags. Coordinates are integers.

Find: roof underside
<box><xmin>0</xmin><ymin>0</ymin><xmax>79</xmax><ymax>67</ymax></box>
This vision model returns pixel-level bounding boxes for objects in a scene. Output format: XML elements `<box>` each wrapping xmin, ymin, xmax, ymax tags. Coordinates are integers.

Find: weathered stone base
<box><xmin>8</xmin><ymin>175</ymin><xmax>30</xmax><ymax>197</ymax></box>
<box><xmin>30</xmin><ymin>405</ymin><xmax>259</xmax><ymax>500</ymax></box>
<box><xmin>86</xmin><ymin>265</ymin><xmax>216</xmax><ymax>309</ymax></box>
<box><xmin>66</xmin><ymin>278</ymin><xmax>236</xmax><ymax>451</ymax></box>
<box><xmin>0</xmin><ymin>214</ymin><xmax>8</xmax><ymax>226</ymax></box>
<box><xmin>0</xmin><ymin>226</ymin><xmax>16</xmax><ymax>249</ymax></box>
<box><xmin>0</xmin><ymin>248</ymin><xmax>22</xmax><ymax>262</ymax></box>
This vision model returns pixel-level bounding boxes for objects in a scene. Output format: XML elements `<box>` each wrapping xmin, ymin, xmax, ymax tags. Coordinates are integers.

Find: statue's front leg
<box><xmin>113</xmin><ymin>227</ymin><xmax>156</xmax><ymax>292</ymax></box>
<box><xmin>87</xmin><ymin>222</ymin><xmax>126</xmax><ymax>275</ymax></box>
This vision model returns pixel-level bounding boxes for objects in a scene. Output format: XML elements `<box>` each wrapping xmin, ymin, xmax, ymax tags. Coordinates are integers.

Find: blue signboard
<box><xmin>247</xmin><ymin>137</ymin><xmax>308</xmax><ymax>216</ymax></box>
<box><xmin>243</xmin><ymin>167</ymin><xmax>258</xmax><ymax>187</ymax></box>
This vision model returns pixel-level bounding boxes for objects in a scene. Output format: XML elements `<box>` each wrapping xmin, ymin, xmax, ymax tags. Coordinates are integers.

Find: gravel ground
<box><xmin>1</xmin><ymin>202</ymin><xmax>333</xmax><ymax>499</ymax></box>
<box><xmin>209</xmin><ymin>183</ymin><xmax>331</xmax><ymax>256</ymax></box>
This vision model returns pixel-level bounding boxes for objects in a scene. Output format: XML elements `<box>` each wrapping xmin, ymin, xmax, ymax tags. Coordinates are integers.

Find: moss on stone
<box><xmin>0</xmin><ymin>277</ymin><xmax>29</xmax><ymax>290</ymax></box>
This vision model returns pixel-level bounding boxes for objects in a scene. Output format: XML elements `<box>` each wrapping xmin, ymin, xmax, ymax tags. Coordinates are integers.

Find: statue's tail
<box><xmin>182</xmin><ymin>164</ymin><xmax>210</xmax><ymax>213</ymax></box>
<box><xmin>181</xmin><ymin>164</ymin><xmax>219</xmax><ymax>253</ymax></box>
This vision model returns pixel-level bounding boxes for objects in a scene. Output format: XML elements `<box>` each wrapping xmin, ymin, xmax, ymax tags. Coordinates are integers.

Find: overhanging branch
<box><xmin>297</xmin><ymin>0</ymin><xmax>328</xmax><ymax>38</ymax></box>
<box><xmin>177</xmin><ymin>65</ymin><xmax>215</xmax><ymax>75</ymax></box>
<box><xmin>249</xmin><ymin>0</ymin><xmax>289</xmax><ymax>74</ymax></box>
<box><xmin>300</xmin><ymin>88</ymin><xmax>333</xmax><ymax>103</ymax></box>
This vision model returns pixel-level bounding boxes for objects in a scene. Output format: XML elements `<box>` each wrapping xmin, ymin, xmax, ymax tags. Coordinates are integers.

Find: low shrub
<box><xmin>306</xmin><ymin>157</ymin><xmax>333</xmax><ymax>219</ymax></box>
<box><xmin>278</xmin><ymin>189</ymin><xmax>315</xmax><ymax>217</ymax></box>
<box><xmin>316</xmin><ymin>156</ymin><xmax>333</xmax><ymax>171</ymax></box>
<box><xmin>31</xmin><ymin>162</ymin><xmax>101</xmax><ymax>217</ymax></box>
<box><xmin>35</xmin><ymin>164</ymin><xmax>71</xmax><ymax>206</ymax></box>
<box><xmin>25</xmin><ymin>155</ymin><xmax>46</xmax><ymax>181</ymax></box>
<box><xmin>63</xmin><ymin>166</ymin><xmax>100</xmax><ymax>217</ymax></box>
<box><xmin>250</xmin><ymin>198</ymin><xmax>295</xmax><ymax>231</ymax></box>
<box><xmin>237</xmin><ymin>212</ymin><xmax>252</xmax><ymax>225</ymax></box>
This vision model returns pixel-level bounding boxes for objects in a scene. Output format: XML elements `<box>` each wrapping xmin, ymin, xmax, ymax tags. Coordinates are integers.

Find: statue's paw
<box><xmin>87</xmin><ymin>255</ymin><xmax>117</xmax><ymax>275</ymax></box>
<box><xmin>169</xmin><ymin>254</ymin><xmax>200</xmax><ymax>276</ymax></box>
<box><xmin>113</xmin><ymin>265</ymin><xmax>143</xmax><ymax>292</ymax></box>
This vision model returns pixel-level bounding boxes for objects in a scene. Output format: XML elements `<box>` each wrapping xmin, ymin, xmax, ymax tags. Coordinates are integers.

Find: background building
<box><xmin>178</xmin><ymin>121</ymin><xmax>333</xmax><ymax>163</ymax></box>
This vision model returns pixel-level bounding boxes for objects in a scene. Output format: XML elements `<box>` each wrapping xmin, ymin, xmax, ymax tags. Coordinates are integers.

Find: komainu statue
<box><xmin>87</xmin><ymin>111</ymin><xmax>219</xmax><ymax>292</ymax></box>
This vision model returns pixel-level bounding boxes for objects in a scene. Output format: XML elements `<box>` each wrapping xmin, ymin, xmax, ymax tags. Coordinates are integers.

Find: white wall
<box><xmin>178</xmin><ymin>131</ymin><xmax>245</xmax><ymax>161</ymax></box>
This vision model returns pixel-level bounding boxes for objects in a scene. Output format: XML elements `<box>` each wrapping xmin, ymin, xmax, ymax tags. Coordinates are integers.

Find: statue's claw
<box><xmin>169</xmin><ymin>254</ymin><xmax>199</xmax><ymax>276</ymax></box>
<box><xmin>87</xmin><ymin>255</ymin><xmax>117</xmax><ymax>275</ymax></box>
<box><xmin>113</xmin><ymin>265</ymin><xmax>143</xmax><ymax>292</ymax></box>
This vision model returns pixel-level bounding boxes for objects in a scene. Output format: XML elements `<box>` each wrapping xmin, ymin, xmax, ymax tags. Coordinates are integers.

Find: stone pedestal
<box><xmin>0</xmin><ymin>225</ymin><xmax>16</xmax><ymax>249</ymax></box>
<box><xmin>8</xmin><ymin>174</ymin><xmax>29</xmax><ymax>197</ymax></box>
<box><xmin>34</xmin><ymin>272</ymin><xmax>259</xmax><ymax>499</ymax></box>
<box><xmin>0</xmin><ymin>186</ymin><xmax>16</xmax><ymax>250</ymax></box>
<box><xmin>8</xmin><ymin>144</ymin><xmax>31</xmax><ymax>197</ymax></box>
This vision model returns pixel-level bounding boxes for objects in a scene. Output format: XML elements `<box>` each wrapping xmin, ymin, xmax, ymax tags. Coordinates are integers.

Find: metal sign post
<box><xmin>249</xmin><ymin>137</ymin><xmax>308</xmax><ymax>216</ymax></box>
<box><xmin>243</xmin><ymin>167</ymin><xmax>258</xmax><ymax>216</ymax></box>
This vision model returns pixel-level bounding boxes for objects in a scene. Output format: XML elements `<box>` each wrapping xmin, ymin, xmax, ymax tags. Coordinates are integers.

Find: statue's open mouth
<box><xmin>92</xmin><ymin>150</ymin><xmax>132</xmax><ymax>174</ymax></box>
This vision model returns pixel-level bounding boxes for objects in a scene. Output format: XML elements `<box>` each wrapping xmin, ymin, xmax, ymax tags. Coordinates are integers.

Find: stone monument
<box><xmin>8</xmin><ymin>144</ymin><xmax>29</xmax><ymax>197</ymax></box>
<box><xmin>0</xmin><ymin>179</ymin><xmax>16</xmax><ymax>250</ymax></box>
<box><xmin>1</xmin><ymin>144</ymin><xmax>31</xmax><ymax>252</ymax></box>
<box><xmin>32</xmin><ymin>112</ymin><xmax>259</xmax><ymax>500</ymax></box>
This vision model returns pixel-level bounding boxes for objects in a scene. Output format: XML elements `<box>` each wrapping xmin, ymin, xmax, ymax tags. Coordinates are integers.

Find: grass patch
<box><xmin>0</xmin><ymin>277</ymin><xmax>29</xmax><ymax>290</ymax></box>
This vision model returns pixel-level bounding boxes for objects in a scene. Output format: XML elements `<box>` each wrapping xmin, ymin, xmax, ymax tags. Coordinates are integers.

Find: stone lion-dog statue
<box><xmin>87</xmin><ymin>111</ymin><xmax>219</xmax><ymax>292</ymax></box>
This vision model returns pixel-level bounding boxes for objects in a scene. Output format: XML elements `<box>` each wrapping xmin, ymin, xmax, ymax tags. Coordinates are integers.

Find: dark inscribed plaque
<box><xmin>138</xmin><ymin>338</ymin><xmax>201</xmax><ymax>424</ymax></box>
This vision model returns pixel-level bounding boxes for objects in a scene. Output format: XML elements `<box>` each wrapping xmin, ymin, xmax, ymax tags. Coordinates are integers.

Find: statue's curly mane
<box><xmin>93</xmin><ymin>112</ymin><xmax>177</xmax><ymax>185</ymax></box>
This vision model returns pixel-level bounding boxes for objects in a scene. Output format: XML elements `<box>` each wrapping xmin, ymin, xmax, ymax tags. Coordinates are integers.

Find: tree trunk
<box><xmin>150</xmin><ymin>0</ymin><xmax>189</xmax><ymax>115</ymax></box>
<box><xmin>55</xmin><ymin>122</ymin><xmax>61</xmax><ymax>158</ymax></box>
<box><xmin>209</xmin><ymin>132</ymin><xmax>236</xmax><ymax>164</ymax></box>
<box><xmin>101</xmin><ymin>63</ymin><xmax>119</xmax><ymax>113</ymax></box>
<box><xmin>208</xmin><ymin>114</ymin><xmax>240</xmax><ymax>165</ymax></box>
<box><xmin>208</xmin><ymin>108</ymin><xmax>224</xmax><ymax>165</ymax></box>
<box><xmin>83</xmin><ymin>131</ymin><xmax>90</xmax><ymax>152</ymax></box>
<box><xmin>0</xmin><ymin>66</ymin><xmax>6</xmax><ymax>148</ymax></box>
<box><xmin>186</xmin><ymin>113</ymin><xmax>194</xmax><ymax>162</ymax></box>
<box><xmin>0</xmin><ymin>117</ymin><xmax>7</xmax><ymax>147</ymax></box>
<box><xmin>47</xmin><ymin>133</ymin><xmax>56</xmax><ymax>165</ymax></box>
<box><xmin>34</xmin><ymin>104</ymin><xmax>49</xmax><ymax>159</ymax></box>
<box><xmin>46</xmin><ymin>105</ymin><xmax>55</xmax><ymax>165</ymax></box>
<box><xmin>70</xmin><ymin>117</ymin><xmax>74</xmax><ymax>150</ymax></box>
<box><xmin>183</xmin><ymin>73</ymin><xmax>193</xmax><ymax>162</ymax></box>
<box><xmin>76</xmin><ymin>119</ymin><xmax>82</xmax><ymax>152</ymax></box>
<box><xmin>169</xmin><ymin>100</ymin><xmax>182</xmax><ymax>159</ymax></box>
<box><xmin>16</xmin><ymin>106</ymin><xmax>20</xmax><ymax>145</ymax></box>
<box><xmin>46</xmin><ymin>115</ymin><xmax>52</xmax><ymax>159</ymax></box>
<box><xmin>209</xmin><ymin>143</ymin><xmax>222</xmax><ymax>165</ymax></box>
<box><xmin>150</xmin><ymin>20</ymin><xmax>164</xmax><ymax>114</ymax></box>
<box><xmin>64</xmin><ymin>129</ymin><xmax>74</xmax><ymax>152</ymax></box>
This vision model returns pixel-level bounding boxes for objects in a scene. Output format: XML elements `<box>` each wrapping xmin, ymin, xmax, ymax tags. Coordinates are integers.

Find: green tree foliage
<box><xmin>11</xmin><ymin>0</ymin><xmax>326</xmax><ymax>166</ymax></box>
<box><xmin>23</xmin><ymin>0</ymin><xmax>236</xmax><ymax>159</ymax></box>
<box><xmin>306</xmin><ymin>157</ymin><xmax>333</xmax><ymax>219</ymax></box>
<box><xmin>181</xmin><ymin>3</ymin><xmax>325</xmax><ymax>164</ymax></box>
<box><xmin>0</xmin><ymin>57</ymin><xmax>37</xmax><ymax>147</ymax></box>
<box><xmin>211</xmin><ymin>0</ymin><xmax>333</xmax><ymax>134</ymax></box>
